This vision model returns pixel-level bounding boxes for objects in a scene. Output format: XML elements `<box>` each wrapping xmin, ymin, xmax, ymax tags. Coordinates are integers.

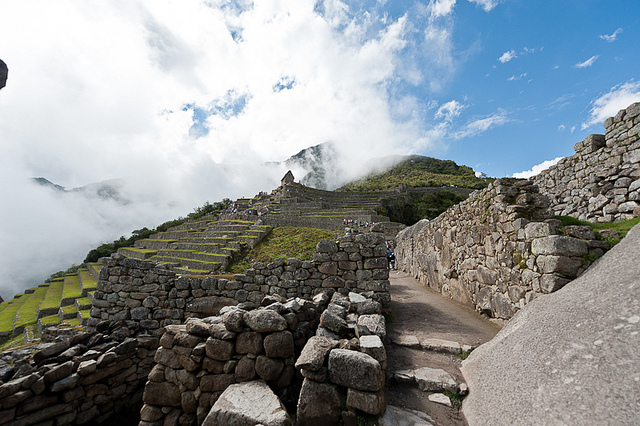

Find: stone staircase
<box><xmin>123</xmin><ymin>219</ymin><xmax>272</xmax><ymax>275</ymax></box>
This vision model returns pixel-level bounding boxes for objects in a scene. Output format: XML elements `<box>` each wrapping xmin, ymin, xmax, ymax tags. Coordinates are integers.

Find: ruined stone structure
<box><xmin>395</xmin><ymin>179</ymin><xmax>609</xmax><ymax>319</ymax></box>
<box><xmin>91</xmin><ymin>231</ymin><xmax>391</xmax><ymax>335</ymax></box>
<box><xmin>531</xmin><ymin>102</ymin><xmax>640</xmax><ymax>222</ymax></box>
<box><xmin>0</xmin><ymin>321</ymin><xmax>158</xmax><ymax>425</ymax></box>
<box><xmin>395</xmin><ymin>103</ymin><xmax>640</xmax><ymax>320</ymax></box>
<box><xmin>139</xmin><ymin>291</ymin><xmax>388</xmax><ymax>425</ymax></box>
<box><xmin>0</xmin><ymin>233</ymin><xmax>391</xmax><ymax>425</ymax></box>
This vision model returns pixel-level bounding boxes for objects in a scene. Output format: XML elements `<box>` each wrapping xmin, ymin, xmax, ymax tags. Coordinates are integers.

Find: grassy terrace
<box><xmin>79</xmin><ymin>268</ymin><xmax>98</xmax><ymax>290</ymax></box>
<box><xmin>40</xmin><ymin>280</ymin><xmax>64</xmax><ymax>312</ymax></box>
<box><xmin>62</xmin><ymin>274</ymin><xmax>82</xmax><ymax>301</ymax></box>
<box><xmin>39</xmin><ymin>313</ymin><xmax>62</xmax><ymax>326</ymax></box>
<box><xmin>0</xmin><ymin>294</ymin><xmax>29</xmax><ymax>332</ymax></box>
<box><xmin>14</xmin><ymin>285</ymin><xmax>48</xmax><ymax>329</ymax></box>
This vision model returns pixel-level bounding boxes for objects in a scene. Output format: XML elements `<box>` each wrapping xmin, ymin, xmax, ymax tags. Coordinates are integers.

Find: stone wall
<box><xmin>90</xmin><ymin>231</ymin><xmax>391</xmax><ymax>334</ymax></box>
<box><xmin>395</xmin><ymin>179</ymin><xmax>608</xmax><ymax>320</ymax></box>
<box><xmin>139</xmin><ymin>290</ymin><xmax>387</xmax><ymax>425</ymax></box>
<box><xmin>0</xmin><ymin>321</ymin><xmax>158</xmax><ymax>425</ymax></box>
<box><xmin>531</xmin><ymin>102</ymin><xmax>640</xmax><ymax>222</ymax></box>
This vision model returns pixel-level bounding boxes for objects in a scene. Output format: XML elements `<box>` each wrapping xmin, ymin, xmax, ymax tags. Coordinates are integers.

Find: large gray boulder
<box><xmin>461</xmin><ymin>223</ymin><xmax>640</xmax><ymax>425</ymax></box>
<box><xmin>203</xmin><ymin>380</ymin><xmax>292</xmax><ymax>426</ymax></box>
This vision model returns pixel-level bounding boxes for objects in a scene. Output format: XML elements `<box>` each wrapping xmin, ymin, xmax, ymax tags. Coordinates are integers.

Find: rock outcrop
<box><xmin>461</xmin><ymin>222</ymin><xmax>640</xmax><ymax>425</ymax></box>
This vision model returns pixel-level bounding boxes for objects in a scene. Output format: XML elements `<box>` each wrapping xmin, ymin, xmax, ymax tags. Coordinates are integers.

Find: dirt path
<box><xmin>384</xmin><ymin>270</ymin><xmax>499</xmax><ymax>425</ymax></box>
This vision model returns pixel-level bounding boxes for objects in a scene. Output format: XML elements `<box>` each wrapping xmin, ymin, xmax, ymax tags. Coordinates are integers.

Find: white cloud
<box><xmin>453</xmin><ymin>110</ymin><xmax>509</xmax><ymax>139</ymax></box>
<box><xmin>512</xmin><ymin>157</ymin><xmax>562</xmax><ymax>179</ymax></box>
<box><xmin>468</xmin><ymin>0</ymin><xmax>499</xmax><ymax>12</ymax></box>
<box><xmin>574</xmin><ymin>55</ymin><xmax>599</xmax><ymax>68</ymax></box>
<box><xmin>435</xmin><ymin>100</ymin><xmax>466</xmax><ymax>121</ymax></box>
<box><xmin>557</xmin><ymin>124</ymin><xmax>566</xmax><ymax>131</ymax></box>
<box><xmin>429</xmin><ymin>0</ymin><xmax>457</xmax><ymax>18</ymax></box>
<box><xmin>498</xmin><ymin>49</ymin><xmax>517</xmax><ymax>63</ymax></box>
<box><xmin>600</xmin><ymin>28</ymin><xmax>622</xmax><ymax>42</ymax></box>
<box><xmin>582</xmin><ymin>80</ymin><xmax>640</xmax><ymax>129</ymax></box>
<box><xmin>0</xmin><ymin>0</ymin><xmax>444</xmax><ymax>296</ymax></box>
<box><xmin>507</xmin><ymin>72</ymin><xmax>527</xmax><ymax>81</ymax></box>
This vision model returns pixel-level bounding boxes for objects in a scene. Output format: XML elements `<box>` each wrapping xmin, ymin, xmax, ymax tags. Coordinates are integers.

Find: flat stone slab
<box><xmin>378</xmin><ymin>405</ymin><xmax>435</xmax><ymax>426</ymax></box>
<box><xmin>413</xmin><ymin>367</ymin><xmax>457</xmax><ymax>392</ymax></box>
<box><xmin>203</xmin><ymin>380</ymin><xmax>292</xmax><ymax>426</ymax></box>
<box><xmin>428</xmin><ymin>393</ymin><xmax>452</xmax><ymax>407</ymax></box>
<box><xmin>462</xmin><ymin>223</ymin><xmax>640</xmax><ymax>426</ymax></box>
<box><xmin>420</xmin><ymin>338</ymin><xmax>462</xmax><ymax>355</ymax></box>
<box><xmin>393</xmin><ymin>335</ymin><xmax>421</xmax><ymax>348</ymax></box>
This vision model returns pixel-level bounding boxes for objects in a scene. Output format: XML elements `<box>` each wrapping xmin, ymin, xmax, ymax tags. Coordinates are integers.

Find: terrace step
<box><xmin>61</xmin><ymin>274</ymin><xmax>82</xmax><ymax>307</ymax></box>
<box><xmin>155</xmin><ymin>250</ymin><xmax>229</xmax><ymax>263</ymax></box>
<box><xmin>59</xmin><ymin>305</ymin><xmax>77</xmax><ymax>320</ymax></box>
<box><xmin>86</xmin><ymin>263</ymin><xmax>103</xmax><ymax>280</ymax></box>
<box><xmin>38</xmin><ymin>279</ymin><xmax>64</xmax><ymax>319</ymax></box>
<box><xmin>149</xmin><ymin>230</ymin><xmax>203</xmax><ymax>240</ymax></box>
<box><xmin>78</xmin><ymin>268</ymin><xmax>98</xmax><ymax>296</ymax></box>
<box><xmin>75</xmin><ymin>297</ymin><xmax>92</xmax><ymax>311</ymax></box>
<box><xmin>117</xmin><ymin>247</ymin><xmax>158</xmax><ymax>260</ymax></box>
<box><xmin>151</xmin><ymin>256</ymin><xmax>223</xmax><ymax>272</ymax></box>
<box><xmin>134</xmin><ymin>239</ymin><xmax>177</xmax><ymax>250</ymax></box>
<box><xmin>166</xmin><ymin>219</ymin><xmax>217</xmax><ymax>232</ymax></box>
<box><xmin>13</xmin><ymin>285</ymin><xmax>48</xmax><ymax>336</ymax></box>
<box><xmin>170</xmin><ymin>242</ymin><xmax>224</xmax><ymax>253</ymax></box>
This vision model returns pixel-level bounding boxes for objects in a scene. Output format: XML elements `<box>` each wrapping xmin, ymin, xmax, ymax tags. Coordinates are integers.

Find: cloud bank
<box><xmin>582</xmin><ymin>81</ymin><xmax>640</xmax><ymax>130</ymax></box>
<box><xmin>512</xmin><ymin>157</ymin><xmax>562</xmax><ymax>179</ymax></box>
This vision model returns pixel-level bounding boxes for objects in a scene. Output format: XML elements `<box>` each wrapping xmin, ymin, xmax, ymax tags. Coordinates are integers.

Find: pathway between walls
<box><xmin>384</xmin><ymin>271</ymin><xmax>499</xmax><ymax>426</ymax></box>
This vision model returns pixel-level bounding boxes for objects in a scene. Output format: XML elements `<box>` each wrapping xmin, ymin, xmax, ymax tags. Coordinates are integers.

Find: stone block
<box><xmin>359</xmin><ymin>335</ymin><xmax>386</xmax><ymax>364</ymax></box>
<box><xmin>413</xmin><ymin>367</ymin><xmax>457</xmax><ymax>392</ymax></box>
<box><xmin>539</xmin><ymin>274</ymin><xmax>571</xmax><ymax>293</ymax></box>
<box><xmin>328</xmin><ymin>349</ymin><xmax>384</xmax><ymax>392</ymax></box>
<box><xmin>531</xmin><ymin>236</ymin><xmax>588</xmax><ymax>257</ymax></box>
<box><xmin>236</xmin><ymin>331</ymin><xmax>263</xmax><ymax>355</ymax></box>
<box><xmin>143</xmin><ymin>382</ymin><xmax>181</xmax><ymax>406</ymax></box>
<box><xmin>296</xmin><ymin>379</ymin><xmax>341</xmax><ymax>426</ymax></box>
<box><xmin>205</xmin><ymin>338</ymin><xmax>235</xmax><ymax>361</ymax></box>
<box><xmin>295</xmin><ymin>336</ymin><xmax>339</xmax><ymax>371</ymax></box>
<box><xmin>202</xmin><ymin>380</ymin><xmax>292</xmax><ymax>426</ymax></box>
<box><xmin>264</xmin><ymin>331</ymin><xmax>294</xmax><ymax>358</ymax></box>
<box><xmin>346</xmin><ymin>388</ymin><xmax>386</xmax><ymax>415</ymax></box>
<box><xmin>243</xmin><ymin>309</ymin><xmax>288</xmax><ymax>332</ymax></box>
<box><xmin>255</xmin><ymin>355</ymin><xmax>284</xmax><ymax>381</ymax></box>
<box><xmin>536</xmin><ymin>255</ymin><xmax>582</xmax><ymax>276</ymax></box>
<box><xmin>356</xmin><ymin>314</ymin><xmax>386</xmax><ymax>339</ymax></box>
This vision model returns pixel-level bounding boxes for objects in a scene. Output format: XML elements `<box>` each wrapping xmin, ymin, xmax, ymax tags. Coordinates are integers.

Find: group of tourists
<box><xmin>343</xmin><ymin>218</ymin><xmax>375</xmax><ymax>228</ymax></box>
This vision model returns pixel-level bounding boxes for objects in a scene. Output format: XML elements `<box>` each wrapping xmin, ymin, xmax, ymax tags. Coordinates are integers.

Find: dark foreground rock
<box><xmin>461</xmin><ymin>222</ymin><xmax>640</xmax><ymax>425</ymax></box>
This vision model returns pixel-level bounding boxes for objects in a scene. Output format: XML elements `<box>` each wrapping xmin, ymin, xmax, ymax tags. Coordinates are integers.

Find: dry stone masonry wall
<box><xmin>0</xmin><ymin>321</ymin><xmax>158</xmax><ymax>425</ymax></box>
<box><xmin>395</xmin><ymin>179</ymin><xmax>609</xmax><ymax>320</ymax></box>
<box><xmin>395</xmin><ymin>103</ymin><xmax>640</xmax><ymax>320</ymax></box>
<box><xmin>139</xmin><ymin>290</ymin><xmax>388</xmax><ymax>425</ymax></box>
<box><xmin>90</xmin><ymin>231</ymin><xmax>391</xmax><ymax>333</ymax></box>
<box><xmin>531</xmin><ymin>102</ymin><xmax>640</xmax><ymax>222</ymax></box>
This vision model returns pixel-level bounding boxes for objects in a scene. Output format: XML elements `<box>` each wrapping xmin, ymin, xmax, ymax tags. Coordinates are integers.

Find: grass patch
<box><xmin>14</xmin><ymin>286</ymin><xmax>48</xmax><ymax>329</ymax></box>
<box><xmin>39</xmin><ymin>314</ymin><xmax>62</xmax><ymax>326</ymax></box>
<box><xmin>443</xmin><ymin>390</ymin><xmax>464</xmax><ymax>409</ymax></box>
<box><xmin>228</xmin><ymin>227</ymin><xmax>340</xmax><ymax>274</ymax></box>
<box><xmin>0</xmin><ymin>333</ymin><xmax>26</xmax><ymax>351</ymax></box>
<box><xmin>458</xmin><ymin>351</ymin><xmax>470</xmax><ymax>360</ymax></box>
<box><xmin>40</xmin><ymin>281</ymin><xmax>64</xmax><ymax>311</ymax></box>
<box><xmin>61</xmin><ymin>305</ymin><xmax>77</xmax><ymax>315</ymax></box>
<box><xmin>0</xmin><ymin>295</ymin><xmax>29</xmax><ymax>332</ymax></box>
<box><xmin>62</xmin><ymin>274</ymin><xmax>82</xmax><ymax>300</ymax></box>
<box><xmin>556</xmin><ymin>216</ymin><xmax>640</xmax><ymax>246</ymax></box>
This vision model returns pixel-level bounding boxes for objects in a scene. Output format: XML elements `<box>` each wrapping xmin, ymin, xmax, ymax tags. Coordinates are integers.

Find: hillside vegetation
<box><xmin>340</xmin><ymin>155</ymin><xmax>490</xmax><ymax>191</ymax></box>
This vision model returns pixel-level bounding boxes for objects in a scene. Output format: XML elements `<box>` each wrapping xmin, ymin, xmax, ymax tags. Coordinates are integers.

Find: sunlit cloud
<box><xmin>498</xmin><ymin>49</ymin><xmax>517</xmax><ymax>63</ymax></box>
<box><xmin>435</xmin><ymin>100</ymin><xmax>466</xmax><ymax>121</ymax></box>
<box><xmin>452</xmin><ymin>110</ymin><xmax>509</xmax><ymax>139</ymax></box>
<box><xmin>600</xmin><ymin>28</ymin><xmax>622</xmax><ymax>43</ymax></box>
<box><xmin>574</xmin><ymin>55</ymin><xmax>599</xmax><ymax>68</ymax></box>
<box><xmin>582</xmin><ymin>80</ymin><xmax>640</xmax><ymax>129</ymax></box>
<box><xmin>512</xmin><ymin>157</ymin><xmax>562</xmax><ymax>178</ymax></box>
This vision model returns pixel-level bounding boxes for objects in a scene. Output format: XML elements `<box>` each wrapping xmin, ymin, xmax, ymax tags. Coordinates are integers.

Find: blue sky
<box><xmin>0</xmin><ymin>0</ymin><xmax>639</xmax><ymax>295</ymax></box>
